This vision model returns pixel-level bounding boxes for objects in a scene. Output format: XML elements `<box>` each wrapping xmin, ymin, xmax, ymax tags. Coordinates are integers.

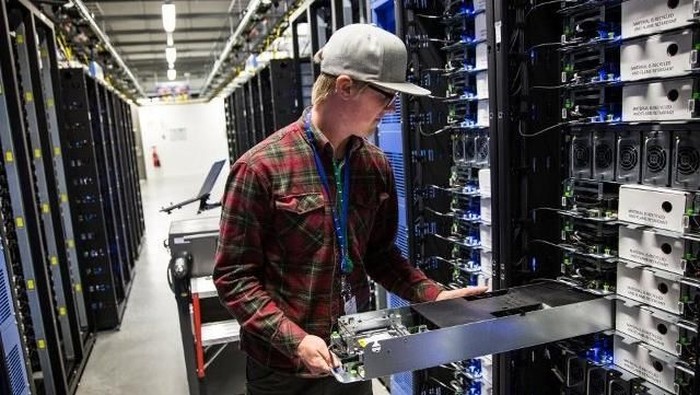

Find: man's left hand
<box><xmin>435</xmin><ymin>286</ymin><xmax>489</xmax><ymax>301</ymax></box>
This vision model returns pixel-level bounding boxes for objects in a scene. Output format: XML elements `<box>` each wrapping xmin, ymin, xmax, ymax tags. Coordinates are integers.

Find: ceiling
<box><xmin>84</xmin><ymin>0</ymin><xmax>252</xmax><ymax>96</ymax></box>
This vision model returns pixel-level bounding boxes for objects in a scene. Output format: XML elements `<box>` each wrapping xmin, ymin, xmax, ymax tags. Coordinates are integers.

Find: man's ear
<box><xmin>334</xmin><ymin>75</ymin><xmax>357</xmax><ymax>100</ymax></box>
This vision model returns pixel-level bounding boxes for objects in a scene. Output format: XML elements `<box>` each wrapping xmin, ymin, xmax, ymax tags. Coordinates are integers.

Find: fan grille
<box><xmin>573</xmin><ymin>141</ymin><xmax>590</xmax><ymax>168</ymax></box>
<box><xmin>618</xmin><ymin>143</ymin><xmax>639</xmax><ymax>171</ymax></box>
<box><xmin>595</xmin><ymin>143</ymin><xmax>613</xmax><ymax>169</ymax></box>
<box><xmin>646</xmin><ymin>145</ymin><xmax>667</xmax><ymax>174</ymax></box>
<box><xmin>677</xmin><ymin>145</ymin><xmax>700</xmax><ymax>175</ymax></box>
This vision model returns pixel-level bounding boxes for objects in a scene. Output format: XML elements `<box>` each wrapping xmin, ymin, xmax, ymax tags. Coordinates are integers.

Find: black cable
<box><xmin>425</xmin><ymin>207</ymin><xmax>456</xmax><ymax>217</ymax></box>
<box><xmin>518</xmin><ymin>121</ymin><xmax>572</xmax><ymax>138</ymax></box>
<box><xmin>527</xmin><ymin>41</ymin><xmax>562</xmax><ymax>52</ymax></box>
<box><xmin>525</xmin><ymin>0</ymin><xmax>573</xmax><ymax>19</ymax></box>
<box><xmin>418</xmin><ymin>123</ymin><xmax>452</xmax><ymax>137</ymax></box>
<box><xmin>530</xmin><ymin>84</ymin><xmax>565</xmax><ymax>90</ymax></box>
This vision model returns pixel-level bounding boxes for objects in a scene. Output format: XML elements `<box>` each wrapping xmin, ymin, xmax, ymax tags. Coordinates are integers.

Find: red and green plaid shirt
<box><xmin>214</xmin><ymin>117</ymin><xmax>442</xmax><ymax>374</ymax></box>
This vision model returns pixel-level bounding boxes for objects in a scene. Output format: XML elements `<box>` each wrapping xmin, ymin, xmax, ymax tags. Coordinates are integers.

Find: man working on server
<box><xmin>214</xmin><ymin>23</ymin><xmax>488</xmax><ymax>395</ymax></box>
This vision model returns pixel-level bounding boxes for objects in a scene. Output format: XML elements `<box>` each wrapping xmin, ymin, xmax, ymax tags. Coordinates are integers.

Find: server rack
<box><xmin>224</xmin><ymin>94</ymin><xmax>239</xmax><ymax>163</ymax></box>
<box><xmin>0</xmin><ymin>236</ymin><xmax>32</xmax><ymax>395</ymax></box>
<box><xmin>257</xmin><ymin>66</ymin><xmax>274</xmax><ymax>137</ymax></box>
<box><xmin>58</xmin><ymin>68</ymin><xmax>141</xmax><ymax>332</ymax></box>
<box><xmin>268</xmin><ymin>59</ymin><xmax>306</xmax><ymax>129</ymax></box>
<box><xmin>250</xmin><ymin>74</ymin><xmax>264</xmax><ymax>144</ymax></box>
<box><xmin>497</xmin><ymin>1</ymin><xmax>700</xmax><ymax>394</ymax></box>
<box><xmin>0</xmin><ymin>0</ymin><xmax>96</xmax><ymax>393</ymax></box>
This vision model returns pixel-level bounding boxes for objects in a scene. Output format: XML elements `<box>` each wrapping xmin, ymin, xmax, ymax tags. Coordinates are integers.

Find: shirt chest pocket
<box><xmin>273</xmin><ymin>193</ymin><xmax>326</xmax><ymax>256</ymax></box>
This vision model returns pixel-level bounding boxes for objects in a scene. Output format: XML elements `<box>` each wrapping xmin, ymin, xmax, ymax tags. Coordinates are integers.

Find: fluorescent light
<box><xmin>167</xmin><ymin>68</ymin><xmax>177</xmax><ymax>81</ymax></box>
<box><xmin>162</xmin><ymin>2</ymin><xmax>176</xmax><ymax>33</ymax></box>
<box><xmin>165</xmin><ymin>46</ymin><xmax>177</xmax><ymax>64</ymax></box>
<box><xmin>168</xmin><ymin>61</ymin><xmax>175</xmax><ymax>69</ymax></box>
<box><xmin>166</xmin><ymin>32</ymin><xmax>174</xmax><ymax>46</ymax></box>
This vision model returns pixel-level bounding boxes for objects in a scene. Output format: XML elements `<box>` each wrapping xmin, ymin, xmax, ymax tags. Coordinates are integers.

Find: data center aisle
<box><xmin>76</xmin><ymin>175</ymin><xmax>195</xmax><ymax>395</ymax></box>
<box><xmin>75</xmin><ymin>174</ymin><xmax>390</xmax><ymax>394</ymax></box>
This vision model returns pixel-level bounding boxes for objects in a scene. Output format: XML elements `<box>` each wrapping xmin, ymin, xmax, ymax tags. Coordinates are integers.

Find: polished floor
<box><xmin>76</xmin><ymin>175</ymin><xmax>391</xmax><ymax>394</ymax></box>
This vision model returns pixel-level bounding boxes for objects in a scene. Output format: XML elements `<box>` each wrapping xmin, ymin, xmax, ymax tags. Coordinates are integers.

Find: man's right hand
<box><xmin>296</xmin><ymin>335</ymin><xmax>340</xmax><ymax>376</ymax></box>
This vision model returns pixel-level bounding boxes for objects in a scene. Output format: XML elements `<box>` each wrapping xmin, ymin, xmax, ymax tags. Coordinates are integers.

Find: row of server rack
<box><xmin>223</xmin><ymin>58</ymin><xmax>313</xmax><ymax>163</ymax></box>
<box><xmin>0</xmin><ymin>1</ymin><xmax>145</xmax><ymax>394</ymax></box>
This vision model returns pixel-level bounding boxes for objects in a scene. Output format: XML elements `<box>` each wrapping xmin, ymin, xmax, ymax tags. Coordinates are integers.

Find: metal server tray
<box><xmin>332</xmin><ymin>281</ymin><xmax>613</xmax><ymax>381</ymax></box>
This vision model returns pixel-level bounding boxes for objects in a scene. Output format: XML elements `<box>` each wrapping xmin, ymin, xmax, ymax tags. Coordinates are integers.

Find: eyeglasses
<box><xmin>366</xmin><ymin>84</ymin><xmax>399</xmax><ymax>108</ymax></box>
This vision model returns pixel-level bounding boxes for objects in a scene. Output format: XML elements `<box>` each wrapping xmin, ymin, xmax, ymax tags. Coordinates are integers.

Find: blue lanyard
<box><xmin>304</xmin><ymin>110</ymin><xmax>353</xmax><ymax>275</ymax></box>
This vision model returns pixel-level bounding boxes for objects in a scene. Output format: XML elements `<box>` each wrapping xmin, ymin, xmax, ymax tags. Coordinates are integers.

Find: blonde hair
<box><xmin>312</xmin><ymin>74</ymin><xmax>337</xmax><ymax>105</ymax></box>
<box><xmin>311</xmin><ymin>74</ymin><xmax>368</xmax><ymax>105</ymax></box>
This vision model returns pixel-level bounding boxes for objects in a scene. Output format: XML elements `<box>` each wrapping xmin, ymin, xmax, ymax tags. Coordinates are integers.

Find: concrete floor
<box><xmin>76</xmin><ymin>174</ymin><xmax>391</xmax><ymax>394</ymax></box>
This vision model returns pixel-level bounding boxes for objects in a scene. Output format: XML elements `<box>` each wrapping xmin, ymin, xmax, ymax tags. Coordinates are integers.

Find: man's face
<box><xmin>353</xmin><ymin>84</ymin><xmax>398</xmax><ymax>137</ymax></box>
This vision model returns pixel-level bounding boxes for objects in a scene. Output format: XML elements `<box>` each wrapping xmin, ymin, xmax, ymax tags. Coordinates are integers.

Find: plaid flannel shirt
<box><xmin>214</xmin><ymin>117</ymin><xmax>442</xmax><ymax>375</ymax></box>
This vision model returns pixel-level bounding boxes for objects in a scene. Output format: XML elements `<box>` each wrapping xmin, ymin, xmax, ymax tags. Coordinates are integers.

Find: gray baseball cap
<box><xmin>314</xmin><ymin>23</ymin><xmax>431</xmax><ymax>96</ymax></box>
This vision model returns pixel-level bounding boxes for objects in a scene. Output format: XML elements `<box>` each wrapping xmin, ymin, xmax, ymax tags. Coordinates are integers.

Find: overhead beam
<box><xmin>109</xmin><ymin>27</ymin><xmax>227</xmax><ymax>36</ymax></box>
<box><xmin>116</xmin><ymin>38</ymin><xmax>216</xmax><ymax>47</ymax></box>
<box><xmin>128</xmin><ymin>56</ymin><xmax>213</xmax><ymax>66</ymax></box>
<box><xmin>97</xmin><ymin>12</ymin><xmax>229</xmax><ymax>22</ymax></box>
<box><xmin>121</xmin><ymin>49</ymin><xmax>214</xmax><ymax>56</ymax></box>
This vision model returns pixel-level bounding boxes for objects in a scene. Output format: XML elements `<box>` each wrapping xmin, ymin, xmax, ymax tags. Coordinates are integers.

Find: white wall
<box><xmin>138</xmin><ymin>99</ymin><xmax>228</xmax><ymax>182</ymax></box>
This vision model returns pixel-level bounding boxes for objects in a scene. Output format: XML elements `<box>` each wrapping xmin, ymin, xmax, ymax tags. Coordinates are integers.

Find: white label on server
<box><xmin>620</xmin><ymin>30</ymin><xmax>694</xmax><ymax>81</ymax></box>
<box><xmin>477</xmin><ymin>100</ymin><xmax>490</xmax><ymax>128</ymax></box>
<box><xmin>618</xmin><ymin>226</ymin><xmax>685</xmax><ymax>275</ymax></box>
<box><xmin>475</xmin><ymin>13</ymin><xmax>487</xmax><ymax>42</ymax></box>
<box><xmin>618</xmin><ymin>185</ymin><xmax>689</xmax><ymax>233</ymax></box>
<box><xmin>622</xmin><ymin>79</ymin><xmax>694</xmax><ymax>122</ymax></box>
<box><xmin>480</xmin><ymin>197</ymin><xmax>492</xmax><ymax>223</ymax></box>
<box><xmin>615</xmin><ymin>301</ymin><xmax>681</xmax><ymax>356</ymax></box>
<box><xmin>621</xmin><ymin>0</ymin><xmax>695</xmax><ymax>39</ymax></box>
<box><xmin>614</xmin><ymin>336</ymin><xmax>678</xmax><ymax>393</ymax></box>
<box><xmin>476</xmin><ymin>43</ymin><xmax>488</xmax><ymax>70</ymax></box>
<box><xmin>477</xmin><ymin>72</ymin><xmax>489</xmax><ymax>99</ymax></box>
<box><xmin>616</xmin><ymin>263</ymin><xmax>682</xmax><ymax>314</ymax></box>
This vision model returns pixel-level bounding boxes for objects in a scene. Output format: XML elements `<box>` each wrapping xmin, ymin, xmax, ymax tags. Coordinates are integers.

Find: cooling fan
<box><xmin>676</xmin><ymin>145</ymin><xmax>700</xmax><ymax>176</ymax></box>
<box><xmin>617</xmin><ymin>143</ymin><xmax>639</xmax><ymax>172</ymax></box>
<box><xmin>476</xmin><ymin>135</ymin><xmax>489</xmax><ymax>165</ymax></box>
<box><xmin>645</xmin><ymin>144</ymin><xmax>667</xmax><ymax>174</ymax></box>
<box><xmin>594</xmin><ymin>142</ymin><xmax>614</xmax><ymax>169</ymax></box>
<box><xmin>464</xmin><ymin>135</ymin><xmax>476</xmax><ymax>163</ymax></box>
<box><xmin>572</xmin><ymin>140</ymin><xmax>591</xmax><ymax>169</ymax></box>
<box><xmin>672</xmin><ymin>133</ymin><xmax>700</xmax><ymax>189</ymax></box>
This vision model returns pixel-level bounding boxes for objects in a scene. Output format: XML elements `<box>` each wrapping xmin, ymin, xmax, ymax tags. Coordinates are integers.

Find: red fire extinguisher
<box><xmin>152</xmin><ymin>146</ymin><xmax>161</xmax><ymax>168</ymax></box>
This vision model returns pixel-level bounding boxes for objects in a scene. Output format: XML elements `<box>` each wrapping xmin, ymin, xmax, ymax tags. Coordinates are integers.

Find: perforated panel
<box><xmin>7</xmin><ymin>346</ymin><xmax>26</xmax><ymax>395</ymax></box>
<box><xmin>0</xmin><ymin>264</ymin><xmax>11</xmax><ymax>327</ymax></box>
<box><xmin>386</xmin><ymin>152</ymin><xmax>406</xmax><ymax>199</ymax></box>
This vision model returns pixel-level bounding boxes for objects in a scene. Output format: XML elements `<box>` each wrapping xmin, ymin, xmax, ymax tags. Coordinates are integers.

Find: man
<box><xmin>214</xmin><ymin>23</ymin><xmax>488</xmax><ymax>395</ymax></box>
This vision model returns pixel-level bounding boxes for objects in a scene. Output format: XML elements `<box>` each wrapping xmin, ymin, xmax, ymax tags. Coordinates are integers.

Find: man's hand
<box><xmin>295</xmin><ymin>335</ymin><xmax>340</xmax><ymax>376</ymax></box>
<box><xmin>435</xmin><ymin>286</ymin><xmax>489</xmax><ymax>301</ymax></box>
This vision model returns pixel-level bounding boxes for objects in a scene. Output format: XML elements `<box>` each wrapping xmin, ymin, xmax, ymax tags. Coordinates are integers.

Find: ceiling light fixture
<box><xmin>166</xmin><ymin>32</ymin><xmax>174</xmax><ymax>46</ymax></box>
<box><xmin>162</xmin><ymin>1</ymin><xmax>177</xmax><ymax>33</ymax></box>
<box><xmin>165</xmin><ymin>46</ymin><xmax>177</xmax><ymax>64</ymax></box>
<box><xmin>167</xmin><ymin>68</ymin><xmax>177</xmax><ymax>81</ymax></box>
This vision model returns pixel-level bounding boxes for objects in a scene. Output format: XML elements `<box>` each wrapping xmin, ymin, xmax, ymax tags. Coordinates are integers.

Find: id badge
<box><xmin>343</xmin><ymin>295</ymin><xmax>357</xmax><ymax>315</ymax></box>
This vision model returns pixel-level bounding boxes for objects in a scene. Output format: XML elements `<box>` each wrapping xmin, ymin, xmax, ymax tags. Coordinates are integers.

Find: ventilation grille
<box><xmin>386</xmin><ymin>152</ymin><xmax>406</xmax><ymax>199</ymax></box>
<box><xmin>618</xmin><ymin>143</ymin><xmax>639</xmax><ymax>171</ymax></box>
<box><xmin>595</xmin><ymin>142</ymin><xmax>614</xmax><ymax>169</ymax></box>
<box><xmin>646</xmin><ymin>145</ymin><xmax>667</xmax><ymax>174</ymax></box>
<box><xmin>676</xmin><ymin>145</ymin><xmax>700</xmax><ymax>175</ymax></box>
<box><xmin>8</xmin><ymin>345</ymin><xmax>27</xmax><ymax>395</ymax></box>
<box><xmin>396</xmin><ymin>225</ymin><xmax>409</xmax><ymax>258</ymax></box>
<box><xmin>573</xmin><ymin>141</ymin><xmax>591</xmax><ymax>168</ymax></box>
<box><xmin>0</xmin><ymin>263</ymin><xmax>11</xmax><ymax>326</ymax></box>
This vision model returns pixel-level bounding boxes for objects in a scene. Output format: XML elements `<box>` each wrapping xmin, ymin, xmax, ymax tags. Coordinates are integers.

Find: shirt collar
<box><xmin>298</xmin><ymin>107</ymin><xmax>365</xmax><ymax>159</ymax></box>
